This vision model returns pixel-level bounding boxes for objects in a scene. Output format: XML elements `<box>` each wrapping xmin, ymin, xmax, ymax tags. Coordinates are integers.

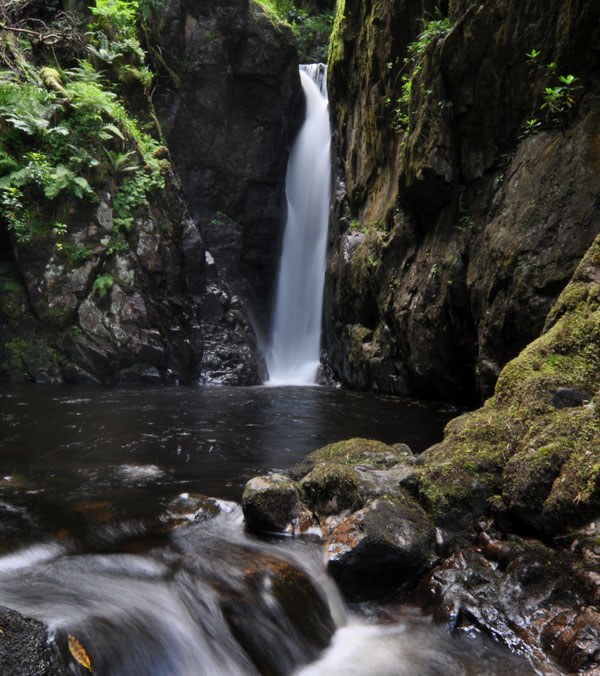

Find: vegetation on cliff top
<box><xmin>0</xmin><ymin>0</ymin><xmax>166</xmax><ymax>250</ymax></box>
<box><xmin>0</xmin><ymin>0</ymin><xmax>189</xmax><ymax>384</ymax></box>
<box><xmin>253</xmin><ymin>0</ymin><xmax>334</xmax><ymax>63</ymax></box>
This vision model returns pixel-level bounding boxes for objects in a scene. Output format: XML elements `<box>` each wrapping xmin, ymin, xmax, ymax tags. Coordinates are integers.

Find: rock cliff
<box><xmin>0</xmin><ymin>0</ymin><xmax>301</xmax><ymax>385</ymax></box>
<box><xmin>326</xmin><ymin>0</ymin><xmax>600</xmax><ymax>403</ymax></box>
<box><xmin>148</xmin><ymin>0</ymin><xmax>303</xmax><ymax>335</ymax></box>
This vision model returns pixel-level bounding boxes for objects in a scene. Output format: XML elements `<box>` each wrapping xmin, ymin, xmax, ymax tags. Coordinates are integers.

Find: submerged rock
<box><xmin>173</xmin><ymin>535</ymin><xmax>335</xmax><ymax>676</ymax></box>
<box><xmin>214</xmin><ymin>547</ymin><xmax>336</xmax><ymax>675</ymax></box>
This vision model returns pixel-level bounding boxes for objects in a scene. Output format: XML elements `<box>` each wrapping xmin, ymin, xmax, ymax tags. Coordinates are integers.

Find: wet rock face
<box><xmin>0</xmin><ymin>181</ymin><xmax>265</xmax><ymax>385</ymax></box>
<box><xmin>213</xmin><ymin>546</ymin><xmax>335</xmax><ymax>674</ymax></box>
<box><xmin>0</xmin><ymin>607</ymin><xmax>60</xmax><ymax>676</ymax></box>
<box><xmin>177</xmin><ymin>537</ymin><xmax>336</xmax><ymax>675</ymax></box>
<box><xmin>326</xmin><ymin>0</ymin><xmax>600</xmax><ymax>403</ymax></box>
<box><xmin>151</xmin><ymin>0</ymin><xmax>303</xmax><ymax>331</ymax></box>
<box><xmin>414</xmin><ymin>532</ymin><xmax>600</xmax><ymax>675</ymax></box>
<box><xmin>325</xmin><ymin>497</ymin><xmax>436</xmax><ymax>599</ymax></box>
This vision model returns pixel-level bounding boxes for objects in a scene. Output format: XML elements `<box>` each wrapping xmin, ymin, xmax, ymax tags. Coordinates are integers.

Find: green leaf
<box><xmin>102</xmin><ymin>123</ymin><xmax>124</xmax><ymax>140</ymax></box>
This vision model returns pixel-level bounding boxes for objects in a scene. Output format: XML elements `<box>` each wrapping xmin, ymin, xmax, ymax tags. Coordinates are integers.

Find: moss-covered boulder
<box><xmin>292</xmin><ymin>437</ymin><xmax>411</xmax><ymax>478</ymax></box>
<box><xmin>299</xmin><ymin>462</ymin><xmax>364</xmax><ymax>516</ymax></box>
<box><xmin>416</xmin><ymin>234</ymin><xmax>600</xmax><ymax>536</ymax></box>
<box><xmin>242</xmin><ymin>474</ymin><xmax>310</xmax><ymax>534</ymax></box>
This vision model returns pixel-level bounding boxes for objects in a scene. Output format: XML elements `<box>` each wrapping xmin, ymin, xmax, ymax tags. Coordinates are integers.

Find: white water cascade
<box><xmin>267</xmin><ymin>63</ymin><xmax>332</xmax><ymax>385</ymax></box>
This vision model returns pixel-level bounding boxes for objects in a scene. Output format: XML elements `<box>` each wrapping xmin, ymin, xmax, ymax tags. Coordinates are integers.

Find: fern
<box><xmin>66</xmin><ymin>80</ymin><xmax>117</xmax><ymax>117</ymax></box>
<box><xmin>65</xmin><ymin>61</ymin><xmax>106</xmax><ymax>85</ymax></box>
<box><xmin>0</xmin><ymin>150</ymin><xmax>18</xmax><ymax>176</ymax></box>
<box><xmin>43</xmin><ymin>166</ymin><xmax>95</xmax><ymax>200</ymax></box>
<box><xmin>0</xmin><ymin>81</ymin><xmax>67</xmax><ymax>138</ymax></box>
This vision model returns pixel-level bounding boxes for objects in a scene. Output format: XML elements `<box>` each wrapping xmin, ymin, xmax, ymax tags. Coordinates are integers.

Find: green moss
<box><xmin>416</xmin><ymin>233</ymin><xmax>600</xmax><ymax>534</ymax></box>
<box><xmin>417</xmin><ymin>406</ymin><xmax>514</xmax><ymax>516</ymax></box>
<box><xmin>0</xmin><ymin>264</ymin><xmax>29</xmax><ymax>320</ymax></box>
<box><xmin>327</xmin><ymin>0</ymin><xmax>348</xmax><ymax>73</ymax></box>
<box><xmin>308</xmin><ymin>437</ymin><xmax>403</xmax><ymax>469</ymax></box>
<box><xmin>2</xmin><ymin>335</ymin><xmax>57</xmax><ymax>380</ymax></box>
<box><xmin>299</xmin><ymin>462</ymin><xmax>363</xmax><ymax>515</ymax></box>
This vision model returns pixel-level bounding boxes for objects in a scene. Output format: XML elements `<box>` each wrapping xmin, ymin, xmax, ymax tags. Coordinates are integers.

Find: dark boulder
<box><xmin>0</xmin><ymin>607</ymin><xmax>61</xmax><ymax>676</ymax></box>
<box><xmin>242</xmin><ymin>474</ymin><xmax>312</xmax><ymax>535</ymax></box>
<box><xmin>325</xmin><ymin>497</ymin><xmax>436</xmax><ymax>599</ymax></box>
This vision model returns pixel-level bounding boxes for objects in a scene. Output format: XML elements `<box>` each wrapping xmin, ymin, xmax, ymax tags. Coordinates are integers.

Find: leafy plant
<box><xmin>0</xmin><ymin>0</ymin><xmax>167</xmax><ymax>248</ymax></box>
<box><xmin>254</xmin><ymin>0</ymin><xmax>334</xmax><ymax>63</ymax></box>
<box><xmin>44</xmin><ymin>165</ymin><xmax>94</xmax><ymax>200</ymax></box>
<box><xmin>406</xmin><ymin>8</ymin><xmax>451</xmax><ymax>61</ymax></box>
<box><xmin>525</xmin><ymin>48</ymin><xmax>541</xmax><ymax>73</ymax></box>
<box><xmin>0</xmin><ymin>187</ymin><xmax>29</xmax><ymax>242</ymax></box>
<box><xmin>519</xmin><ymin>117</ymin><xmax>542</xmax><ymax>139</ymax></box>
<box><xmin>71</xmin><ymin>245</ymin><xmax>92</xmax><ymax>264</ymax></box>
<box><xmin>0</xmin><ymin>80</ymin><xmax>67</xmax><ymax>139</ymax></box>
<box><xmin>541</xmin><ymin>74</ymin><xmax>582</xmax><ymax>123</ymax></box>
<box><xmin>89</xmin><ymin>0</ymin><xmax>138</xmax><ymax>40</ymax></box>
<box><xmin>103</xmin><ymin>148</ymin><xmax>140</xmax><ymax>197</ymax></box>
<box><xmin>137</xmin><ymin>0</ymin><xmax>165</xmax><ymax>21</ymax></box>
<box><xmin>388</xmin><ymin>7</ymin><xmax>451</xmax><ymax>137</ymax></box>
<box><xmin>522</xmin><ymin>50</ymin><xmax>583</xmax><ymax>135</ymax></box>
<box><xmin>93</xmin><ymin>273</ymin><xmax>114</xmax><ymax>298</ymax></box>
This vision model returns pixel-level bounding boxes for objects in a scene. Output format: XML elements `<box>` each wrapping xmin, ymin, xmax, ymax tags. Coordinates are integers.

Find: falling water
<box><xmin>267</xmin><ymin>64</ymin><xmax>331</xmax><ymax>385</ymax></box>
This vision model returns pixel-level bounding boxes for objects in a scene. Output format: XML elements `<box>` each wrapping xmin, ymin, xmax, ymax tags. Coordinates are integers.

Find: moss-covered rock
<box><xmin>242</xmin><ymin>474</ymin><xmax>308</xmax><ymax>534</ymax></box>
<box><xmin>299</xmin><ymin>462</ymin><xmax>364</xmax><ymax>515</ymax></box>
<box><xmin>416</xmin><ymin>234</ymin><xmax>600</xmax><ymax>536</ymax></box>
<box><xmin>300</xmin><ymin>437</ymin><xmax>409</xmax><ymax>473</ymax></box>
<box><xmin>325</xmin><ymin>0</ymin><xmax>600</xmax><ymax>403</ymax></box>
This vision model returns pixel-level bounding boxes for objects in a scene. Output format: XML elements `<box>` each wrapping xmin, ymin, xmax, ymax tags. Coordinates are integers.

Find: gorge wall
<box><xmin>148</xmin><ymin>0</ymin><xmax>302</xmax><ymax>337</ymax></box>
<box><xmin>325</xmin><ymin>0</ymin><xmax>600</xmax><ymax>404</ymax></box>
<box><xmin>0</xmin><ymin>0</ymin><xmax>299</xmax><ymax>385</ymax></box>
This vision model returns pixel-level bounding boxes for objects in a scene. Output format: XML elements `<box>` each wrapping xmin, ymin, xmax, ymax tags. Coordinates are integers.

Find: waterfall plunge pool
<box><xmin>0</xmin><ymin>385</ymin><xmax>561</xmax><ymax>675</ymax></box>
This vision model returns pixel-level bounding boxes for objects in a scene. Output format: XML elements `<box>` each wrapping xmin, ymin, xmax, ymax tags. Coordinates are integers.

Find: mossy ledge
<box><xmin>416</xmin><ymin>234</ymin><xmax>600</xmax><ymax>537</ymax></box>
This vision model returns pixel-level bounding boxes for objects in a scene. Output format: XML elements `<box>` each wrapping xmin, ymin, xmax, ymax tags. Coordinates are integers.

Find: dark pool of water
<box><xmin>0</xmin><ymin>384</ymin><xmax>562</xmax><ymax>676</ymax></box>
<box><xmin>0</xmin><ymin>384</ymin><xmax>456</xmax><ymax>537</ymax></box>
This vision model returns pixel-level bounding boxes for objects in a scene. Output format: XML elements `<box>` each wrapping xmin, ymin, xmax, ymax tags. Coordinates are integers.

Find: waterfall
<box><xmin>267</xmin><ymin>63</ymin><xmax>331</xmax><ymax>386</ymax></box>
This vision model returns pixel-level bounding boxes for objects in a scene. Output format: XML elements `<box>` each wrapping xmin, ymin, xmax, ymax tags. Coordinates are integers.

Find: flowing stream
<box><xmin>267</xmin><ymin>64</ymin><xmax>331</xmax><ymax>385</ymax></box>
<box><xmin>0</xmin><ymin>385</ymin><xmax>562</xmax><ymax>675</ymax></box>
